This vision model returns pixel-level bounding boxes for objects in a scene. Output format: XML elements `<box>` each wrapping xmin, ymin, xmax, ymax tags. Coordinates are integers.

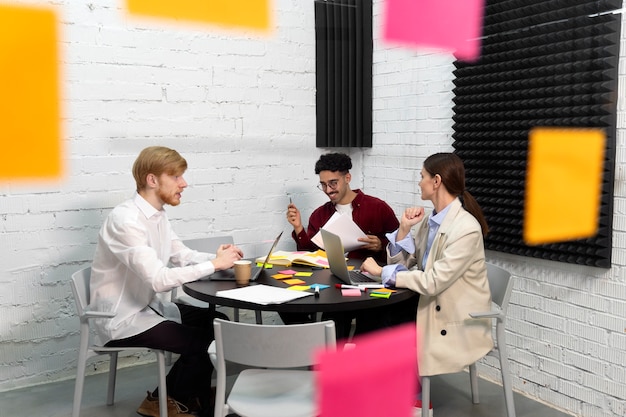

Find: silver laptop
<box><xmin>209</xmin><ymin>231</ymin><xmax>283</xmax><ymax>281</ymax></box>
<box><xmin>320</xmin><ymin>229</ymin><xmax>381</xmax><ymax>284</ymax></box>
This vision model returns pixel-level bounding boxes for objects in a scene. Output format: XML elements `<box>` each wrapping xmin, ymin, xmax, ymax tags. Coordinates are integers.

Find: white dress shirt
<box><xmin>89</xmin><ymin>193</ymin><xmax>217</xmax><ymax>345</ymax></box>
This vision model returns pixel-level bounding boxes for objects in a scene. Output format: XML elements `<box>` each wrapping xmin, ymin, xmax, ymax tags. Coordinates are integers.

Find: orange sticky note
<box><xmin>524</xmin><ymin>127</ymin><xmax>605</xmax><ymax>245</ymax></box>
<box><xmin>126</xmin><ymin>0</ymin><xmax>271</xmax><ymax>32</ymax></box>
<box><xmin>272</xmin><ymin>273</ymin><xmax>292</xmax><ymax>280</ymax></box>
<box><xmin>0</xmin><ymin>5</ymin><xmax>62</xmax><ymax>180</ymax></box>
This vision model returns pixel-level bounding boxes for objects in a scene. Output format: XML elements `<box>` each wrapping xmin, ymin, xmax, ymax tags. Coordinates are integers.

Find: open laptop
<box><xmin>320</xmin><ymin>229</ymin><xmax>381</xmax><ymax>284</ymax></box>
<box><xmin>209</xmin><ymin>231</ymin><xmax>283</xmax><ymax>281</ymax></box>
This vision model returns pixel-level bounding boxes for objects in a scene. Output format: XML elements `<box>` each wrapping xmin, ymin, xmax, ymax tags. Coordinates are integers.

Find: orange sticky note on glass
<box><xmin>524</xmin><ymin>127</ymin><xmax>605</xmax><ymax>245</ymax></box>
<box><xmin>383</xmin><ymin>0</ymin><xmax>485</xmax><ymax>61</ymax></box>
<box><xmin>0</xmin><ymin>5</ymin><xmax>61</xmax><ymax>180</ymax></box>
<box><xmin>126</xmin><ymin>0</ymin><xmax>271</xmax><ymax>32</ymax></box>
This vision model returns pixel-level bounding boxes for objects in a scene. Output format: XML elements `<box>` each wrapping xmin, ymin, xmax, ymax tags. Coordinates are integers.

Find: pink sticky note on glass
<box><xmin>341</xmin><ymin>289</ymin><xmax>362</xmax><ymax>297</ymax></box>
<box><xmin>315</xmin><ymin>323</ymin><xmax>418</xmax><ymax>417</ymax></box>
<box><xmin>383</xmin><ymin>0</ymin><xmax>485</xmax><ymax>61</ymax></box>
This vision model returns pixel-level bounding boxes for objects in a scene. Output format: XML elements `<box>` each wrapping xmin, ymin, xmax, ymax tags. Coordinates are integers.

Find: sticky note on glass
<box><xmin>0</xmin><ymin>5</ymin><xmax>61</xmax><ymax>180</ymax></box>
<box><xmin>383</xmin><ymin>0</ymin><xmax>485</xmax><ymax>61</ymax></box>
<box><xmin>126</xmin><ymin>0</ymin><xmax>271</xmax><ymax>32</ymax></box>
<box><xmin>315</xmin><ymin>323</ymin><xmax>418</xmax><ymax>416</ymax></box>
<box><xmin>524</xmin><ymin>127</ymin><xmax>605</xmax><ymax>245</ymax></box>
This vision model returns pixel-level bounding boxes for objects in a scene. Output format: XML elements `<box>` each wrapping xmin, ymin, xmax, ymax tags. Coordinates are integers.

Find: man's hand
<box><xmin>358</xmin><ymin>234</ymin><xmax>383</xmax><ymax>252</ymax></box>
<box><xmin>286</xmin><ymin>203</ymin><xmax>303</xmax><ymax>234</ymax></box>
<box><xmin>212</xmin><ymin>244</ymin><xmax>243</xmax><ymax>270</ymax></box>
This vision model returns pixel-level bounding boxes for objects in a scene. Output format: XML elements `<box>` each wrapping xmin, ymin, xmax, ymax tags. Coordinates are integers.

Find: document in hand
<box><xmin>216</xmin><ymin>284</ymin><xmax>313</xmax><ymax>305</ymax></box>
<box><xmin>311</xmin><ymin>212</ymin><xmax>368</xmax><ymax>252</ymax></box>
<box><xmin>255</xmin><ymin>250</ymin><xmax>329</xmax><ymax>268</ymax></box>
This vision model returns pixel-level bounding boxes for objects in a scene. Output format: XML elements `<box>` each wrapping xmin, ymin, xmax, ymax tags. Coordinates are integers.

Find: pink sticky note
<box><xmin>341</xmin><ymin>289</ymin><xmax>362</xmax><ymax>297</ymax></box>
<box><xmin>315</xmin><ymin>323</ymin><xmax>418</xmax><ymax>416</ymax></box>
<box><xmin>383</xmin><ymin>0</ymin><xmax>485</xmax><ymax>61</ymax></box>
<box><xmin>279</xmin><ymin>269</ymin><xmax>298</xmax><ymax>275</ymax></box>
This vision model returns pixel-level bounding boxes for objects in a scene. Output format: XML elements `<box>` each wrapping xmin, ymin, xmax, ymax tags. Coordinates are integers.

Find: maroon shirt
<box><xmin>292</xmin><ymin>189</ymin><xmax>399</xmax><ymax>263</ymax></box>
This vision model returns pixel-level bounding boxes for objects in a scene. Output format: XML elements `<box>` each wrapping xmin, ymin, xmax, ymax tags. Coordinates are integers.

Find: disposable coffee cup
<box><xmin>234</xmin><ymin>260</ymin><xmax>252</xmax><ymax>285</ymax></box>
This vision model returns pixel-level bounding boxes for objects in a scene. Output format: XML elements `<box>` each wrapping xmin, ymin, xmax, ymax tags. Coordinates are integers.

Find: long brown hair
<box><xmin>423</xmin><ymin>153</ymin><xmax>489</xmax><ymax>236</ymax></box>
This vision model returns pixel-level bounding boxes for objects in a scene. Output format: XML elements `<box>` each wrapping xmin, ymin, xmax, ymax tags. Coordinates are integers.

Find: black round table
<box><xmin>183</xmin><ymin>260</ymin><xmax>417</xmax><ymax>314</ymax></box>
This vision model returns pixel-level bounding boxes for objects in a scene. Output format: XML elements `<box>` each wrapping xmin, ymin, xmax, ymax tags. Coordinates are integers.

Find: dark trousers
<box><xmin>105</xmin><ymin>303</ymin><xmax>226</xmax><ymax>409</ymax></box>
<box><xmin>279</xmin><ymin>296</ymin><xmax>418</xmax><ymax>340</ymax></box>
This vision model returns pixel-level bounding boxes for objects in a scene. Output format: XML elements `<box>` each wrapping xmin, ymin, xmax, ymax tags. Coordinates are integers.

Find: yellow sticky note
<box><xmin>126</xmin><ymin>0</ymin><xmax>271</xmax><ymax>32</ymax></box>
<box><xmin>287</xmin><ymin>285</ymin><xmax>310</xmax><ymax>291</ymax></box>
<box><xmin>295</xmin><ymin>272</ymin><xmax>313</xmax><ymax>277</ymax></box>
<box><xmin>283</xmin><ymin>278</ymin><xmax>306</xmax><ymax>285</ymax></box>
<box><xmin>524</xmin><ymin>127</ymin><xmax>605</xmax><ymax>245</ymax></box>
<box><xmin>0</xmin><ymin>5</ymin><xmax>61</xmax><ymax>180</ymax></box>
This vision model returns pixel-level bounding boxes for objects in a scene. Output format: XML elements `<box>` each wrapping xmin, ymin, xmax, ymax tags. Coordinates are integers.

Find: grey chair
<box><xmin>421</xmin><ymin>262</ymin><xmax>516</xmax><ymax>417</ymax></box>
<box><xmin>177</xmin><ymin>235</ymin><xmax>263</xmax><ymax>324</ymax></box>
<box><xmin>173</xmin><ymin>236</ymin><xmax>234</xmax><ymax>309</ymax></box>
<box><xmin>211</xmin><ymin>318</ymin><xmax>336</xmax><ymax>417</ymax></box>
<box><xmin>70</xmin><ymin>266</ymin><xmax>167</xmax><ymax>417</ymax></box>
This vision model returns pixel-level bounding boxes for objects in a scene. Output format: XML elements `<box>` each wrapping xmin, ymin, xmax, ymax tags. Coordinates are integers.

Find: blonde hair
<box><xmin>132</xmin><ymin>146</ymin><xmax>187</xmax><ymax>191</ymax></box>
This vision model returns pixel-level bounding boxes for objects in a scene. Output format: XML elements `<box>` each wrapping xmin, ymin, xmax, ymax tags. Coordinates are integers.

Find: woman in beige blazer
<box><xmin>361</xmin><ymin>153</ymin><xmax>493</xmax><ymax>400</ymax></box>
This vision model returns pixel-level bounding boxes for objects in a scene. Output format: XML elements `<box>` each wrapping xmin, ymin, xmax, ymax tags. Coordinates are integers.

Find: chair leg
<box><xmin>234</xmin><ymin>307</ymin><xmax>240</xmax><ymax>322</ymax></box>
<box><xmin>421</xmin><ymin>376</ymin><xmax>431</xmax><ymax>416</ymax></box>
<box><xmin>255</xmin><ymin>310</ymin><xmax>263</xmax><ymax>324</ymax></box>
<box><xmin>498</xmin><ymin>350</ymin><xmax>516</xmax><ymax>417</ymax></box>
<box><xmin>155</xmin><ymin>351</ymin><xmax>168</xmax><ymax>417</ymax></box>
<box><xmin>106</xmin><ymin>352</ymin><xmax>118</xmax><ymax>405</ymax></box>
<box><xmin>469</xmin><ymin>362</ymin><xmax>480</xmax><ymax>404</ymax></box>
<box><xmin>72</xmin><ymin>331</ymin><xmax>90</xmax><ymax>417</ymax></box>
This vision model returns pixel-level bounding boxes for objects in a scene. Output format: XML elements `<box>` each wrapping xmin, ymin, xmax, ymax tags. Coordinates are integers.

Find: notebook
<box><xmin>209</xmin><ymin>231</ymin><xmax>283</xmax><ymax>281</ymax></box>
<box><xmin>320</xmin><ymin>229</ymin><xmax>381</xmax><ymax>285</ymax></box>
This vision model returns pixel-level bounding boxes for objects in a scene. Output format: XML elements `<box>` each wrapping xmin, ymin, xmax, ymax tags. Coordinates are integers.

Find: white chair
<box><xmin>70</xmin><ymin>266</ymin><xmax>168</xmax><ymax>417</ymax></box>
<box><xmin>211</xmin><ymin>318</ymin><xmax>336</xmax><ymax>417</ymax></box>
<box><xmin>421</xmin><ymin>262</ymin><xmax>516</xmax><ymax>417</ymax></box>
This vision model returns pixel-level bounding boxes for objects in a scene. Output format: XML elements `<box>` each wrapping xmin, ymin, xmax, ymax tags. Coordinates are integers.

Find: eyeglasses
<box><xmin>317</xmin><ymin>179</ymin><xmax>340</xmax><ymax>191</ymax></box>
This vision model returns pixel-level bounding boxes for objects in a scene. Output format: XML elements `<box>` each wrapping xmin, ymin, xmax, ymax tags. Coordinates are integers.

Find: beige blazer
<box><xmin>389</xmin><ymin>198</ymin><xmax>493</xmax><ymax>376</ymax></box>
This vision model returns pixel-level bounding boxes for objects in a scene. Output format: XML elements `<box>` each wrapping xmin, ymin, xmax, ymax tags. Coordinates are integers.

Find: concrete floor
<box><xmin>1</xmin><ymin>360</ymin><xmax>574</xmax><ymax>417</ymax></box>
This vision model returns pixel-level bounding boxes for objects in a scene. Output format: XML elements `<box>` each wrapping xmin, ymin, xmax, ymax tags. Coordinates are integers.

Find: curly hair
<box><xmin>314</xmin><ymin>153</ymin><xmax>352</xmax><ymax>174</ymax></box>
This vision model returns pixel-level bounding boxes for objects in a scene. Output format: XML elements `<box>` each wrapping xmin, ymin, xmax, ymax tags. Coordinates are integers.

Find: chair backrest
<box><xmin>486</xmin><ymin>263</ymin><xmax>513</xmax><ymax>313</ymax></box>
<box><xmin>70</xmin><ymin>266</ymin><xmax>93</xmax><ymax>318</ymax></box>
<box><xmin>183</xmin><ymin>236</ymin><xmax>234</xmax><ymax>253</ymax></box>
<box><xmin>214</xmin><ymin>318</ymin><xmax>336</xmax><ymax>369</ymax></box>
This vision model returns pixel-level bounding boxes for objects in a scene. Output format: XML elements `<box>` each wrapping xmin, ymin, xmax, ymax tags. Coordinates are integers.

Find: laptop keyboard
<box><xmin>349</xmin><ymin>270</ymin><xmax>377</xmax><ymax>283</ymax></box>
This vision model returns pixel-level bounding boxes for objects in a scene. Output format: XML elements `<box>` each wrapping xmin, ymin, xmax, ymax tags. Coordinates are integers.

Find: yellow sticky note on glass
<box><xmin>524</xmin><ymin>127</ymin><xmax>605</xmax><ymax>245</ymax></box>
<box><xmin>126</xmin><ymin>0</ymin><xmax>271</xmax><ymax>32</ymax></box>
<box><xmin>0</xmin><ymin>5</ymin><xmax>61</xmax><ymax>180</ymax></box>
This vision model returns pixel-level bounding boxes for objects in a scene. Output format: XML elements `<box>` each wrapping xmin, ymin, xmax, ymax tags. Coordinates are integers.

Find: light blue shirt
<box><xmin>381</xmin><ymin>203</ymin><xmax>453</xmax><ymax>287</ymax></box>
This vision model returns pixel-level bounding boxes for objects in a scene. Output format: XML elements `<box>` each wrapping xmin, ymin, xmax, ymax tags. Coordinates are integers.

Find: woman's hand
<box><xmin>360</xmin><ymin>257</ymin><xmax>383</xmax><ymax>277</ymax></box>
<box><xmin>398</xmin><ymin>206</ymin><xmax>425</xmax><ymax>240</ymax></box>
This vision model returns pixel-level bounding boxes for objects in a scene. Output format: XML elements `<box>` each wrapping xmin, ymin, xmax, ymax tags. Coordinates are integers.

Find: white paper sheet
<box><xmin>216</xmin><ymin>284</ymin><xmax>313</xmax><ymax>305</ymax></box>
<box><xmin>311</xmin><ymin>212</ymin><xmax>368</xmax><ymax>252</ymax></box>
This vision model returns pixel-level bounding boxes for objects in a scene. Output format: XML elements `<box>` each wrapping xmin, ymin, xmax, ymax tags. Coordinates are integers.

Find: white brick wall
<box><xmin>1</xmin><ymin>1</ymin><xmax>625</xmax><ymax>416</ymax></box>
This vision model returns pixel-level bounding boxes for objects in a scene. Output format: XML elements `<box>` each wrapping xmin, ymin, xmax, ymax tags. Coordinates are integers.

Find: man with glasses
<box><xmin>284</xmin><ymin>153</ymin><xmax>409</xmax><ymax>338</ymax></box>
<box><xmin>287</xmin><ymin>152</ymin><xmax>398</xmax><ymax>263</ymax></box>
